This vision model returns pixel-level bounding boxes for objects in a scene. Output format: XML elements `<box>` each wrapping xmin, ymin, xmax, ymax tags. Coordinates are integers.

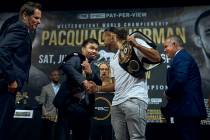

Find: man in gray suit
<box><xmin>37</xmin><ymin>69</ymin><xmax>61</xmax><ymax>140</ymax></box>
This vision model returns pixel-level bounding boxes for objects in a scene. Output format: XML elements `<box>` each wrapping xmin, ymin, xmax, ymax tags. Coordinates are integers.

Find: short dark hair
<box><xmin>194</xmin><ymin>9</ymin><xmax>210</xmax><ymax>35</ymax></box>
<box><xmin>104</xmin><ymin>27</ymin><xmax>128</xmax><ymax>40</ymax></box>
<box><xmin>81</xmin><ymin>38</ymin><xmax>99</xmax><ymax>48</ymax></box>
<box><xmin>19</xmin><ymin>1</ymin><xmax>42</xmax><ymax>17</ymax></box>
<box><xmin>49</xmin><ymin>69</ymin><xmax>60</xmax><ymax>78</ymax></box>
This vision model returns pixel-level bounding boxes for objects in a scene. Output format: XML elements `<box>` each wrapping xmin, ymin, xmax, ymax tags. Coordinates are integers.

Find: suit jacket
<box><xmin>53</xmin><ymin>53</ymin><xmax>102</xmax><ymax>113</ymax></box>
<box><xmin>164</xmin><ymin>49</ymin><xmax>207</xmax><ymax>119</ymax></box>
<box><xmin>38</xmin><ymin>83</ymin><xmax>59</xmax><ymax>121</ymax></box>
<box><xmin>0</xmin><ymin>19</ymin><xmax>32</xmax><ymax>89</ymax></box>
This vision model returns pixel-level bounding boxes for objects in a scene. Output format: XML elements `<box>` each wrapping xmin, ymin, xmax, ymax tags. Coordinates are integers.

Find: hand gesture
<box><xmin>8</xmin><ymin>80</ymin><xmax>18</xmax><ymax>94</ymax></box>
<box><xmin>82</xmin><ymin>80</ymin><xmax>97</xmax><ymax>93</ymax></box>
<box><xmin>81</xmin><ymin>59</ymin><xmax>92</xmax><ymax>75</ymax></box>
<box><xmin>87</xmin><ymin>81</ymin><xmax>97</xmax><ymax>93</ymax></box>
<box><xmin>127</xmin><ymin>35</ymin><xmax>137</xmax><ymax>47</ymax></box>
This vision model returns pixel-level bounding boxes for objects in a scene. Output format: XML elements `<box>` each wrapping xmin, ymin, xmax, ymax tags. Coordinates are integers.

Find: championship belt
<box><xmin>119</xmin><ymin>41</ymin><xmax>145</xmax><ymax>78</ymax></box>
<box><xmin>119</xmin><ymin>31</ymin><xmax>162</xmax><ymax>78</ymax></box>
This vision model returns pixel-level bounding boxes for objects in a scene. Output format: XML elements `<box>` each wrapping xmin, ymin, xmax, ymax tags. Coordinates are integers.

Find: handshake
<box><xmin>82</xmin><ymin>80</ymin><xmax>97</xmax><ymax>93</ymax></box>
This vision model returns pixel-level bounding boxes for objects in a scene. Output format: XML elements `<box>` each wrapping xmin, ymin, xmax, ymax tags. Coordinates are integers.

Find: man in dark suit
<box><xmin>0</xmin><ymin>2</ymin><xmax>42</xmax><ymax>140</ymax></box>
<box><xmin>162</xmin><ymin>35</ymin><xmax>207</xmax><ymax>140</ymax></box>
<box><xmin>54</xmin><ymin>38</ymin><xmax>102</xmax><ymax>140</ymax></box>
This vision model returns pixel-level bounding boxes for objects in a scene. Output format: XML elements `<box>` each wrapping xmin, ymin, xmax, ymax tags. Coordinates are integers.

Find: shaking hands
<box><xmin>82</xmin><ymin>80</ymin><xmax>97</xmax><ymax>93</ymax></box>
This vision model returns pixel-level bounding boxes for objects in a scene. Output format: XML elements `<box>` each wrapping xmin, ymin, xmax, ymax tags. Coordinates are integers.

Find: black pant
<box><xmin>56</xmin><ymin>102</ymin><xmax>91</xmax><ymax>140</ymax></box>
<box><xmin>0</xmin><ymin>90</ymin><xmax>16</xmax><ymax>140</ymax></box>
<box><xmin>41</xmin><ymin>119</ymin><xmax>57</xmax><ymax>140</ymax></box>
<box><xmin>174</xmin><ymin>117</ymin><xmax>201</xmax><ymax>140</ymax></box>
<box><xmin>55</xmin><ymin>114</ymin><xmax>71</xmax><ymax>140</ymax></box>
<box><xmin>90</xmin><ymin>123</ymin><xmax>113</xmax><ymax>140</ymax></box>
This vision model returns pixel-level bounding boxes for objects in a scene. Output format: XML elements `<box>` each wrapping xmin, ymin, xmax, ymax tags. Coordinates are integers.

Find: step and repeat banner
<box><xmin>1</xmin><ymin>5</ymin><xmax>210</xmax><ymax>124</ymax></box>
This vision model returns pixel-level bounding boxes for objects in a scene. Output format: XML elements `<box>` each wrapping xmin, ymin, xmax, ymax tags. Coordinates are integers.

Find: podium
<box><xmin>90</xmin><ymin>92</ymin><xmax>114</xmax><ymax>140</ymax></box>
<box><xmin>93</xmin><ymin>92</ymin><xmax>113</xmax><ymax>123</ymax></box>
<box><xmin>10</xmin><ymin>106</ymin><xmax>42</xmax><ymax>140</ymax></box>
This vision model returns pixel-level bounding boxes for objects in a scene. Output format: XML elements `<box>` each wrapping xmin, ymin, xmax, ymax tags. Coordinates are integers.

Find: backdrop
<box><xmin>0</xmin><ymin>5</ymin><xmax>210</xmax><ymax>124</ymax></box>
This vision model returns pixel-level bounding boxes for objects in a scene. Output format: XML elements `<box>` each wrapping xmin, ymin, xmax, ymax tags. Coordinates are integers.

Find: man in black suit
<box><xmin>162</xmin><ymin>36</ymin><xmax>207</xmax><ymax>140</ymax></box>
<box><xmin>54</xmin><ymin>38</ymin><xmax>102</xmax><ymax>140</ymax></box>
<box><xmin>0</xmin><ymin>2</ymin><xmax>42</xmax><ymax>140</ymax></box>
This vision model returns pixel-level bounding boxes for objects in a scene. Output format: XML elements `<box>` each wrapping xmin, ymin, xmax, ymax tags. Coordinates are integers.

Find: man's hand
<box><xmin>82</xmin><ymin>80</ymin><xmax>97</xmax><ymax>93</ymax></box>
<box><xmin>127</xmin><ymin>35</ymin><xmax>151</xmax><ymax>49</ymax></box>
<box><xmin>87</xmin><ymin>81</ymin><xmax>97</xmax><ymax>93</ymax></box>
<box><xmin>8</xmin><ymin>81</ymin><xmax>18</xmax><ymax>94</ymax></box>
<box><xmin>81</xmin><ymin>59</ymin><xmax>92</xmax><ymax>75</ymax></box>
<box><xmin>127</xmin><ymin>35</ymin><xmax>138</xmax><ymax>47</ymax></box>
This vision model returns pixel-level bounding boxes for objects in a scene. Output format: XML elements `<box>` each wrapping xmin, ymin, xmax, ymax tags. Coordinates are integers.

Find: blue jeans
<box><xmin>111</xmin><ymin>98</ymin><xmax>147</xmax><ymax>140</ymax></box>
